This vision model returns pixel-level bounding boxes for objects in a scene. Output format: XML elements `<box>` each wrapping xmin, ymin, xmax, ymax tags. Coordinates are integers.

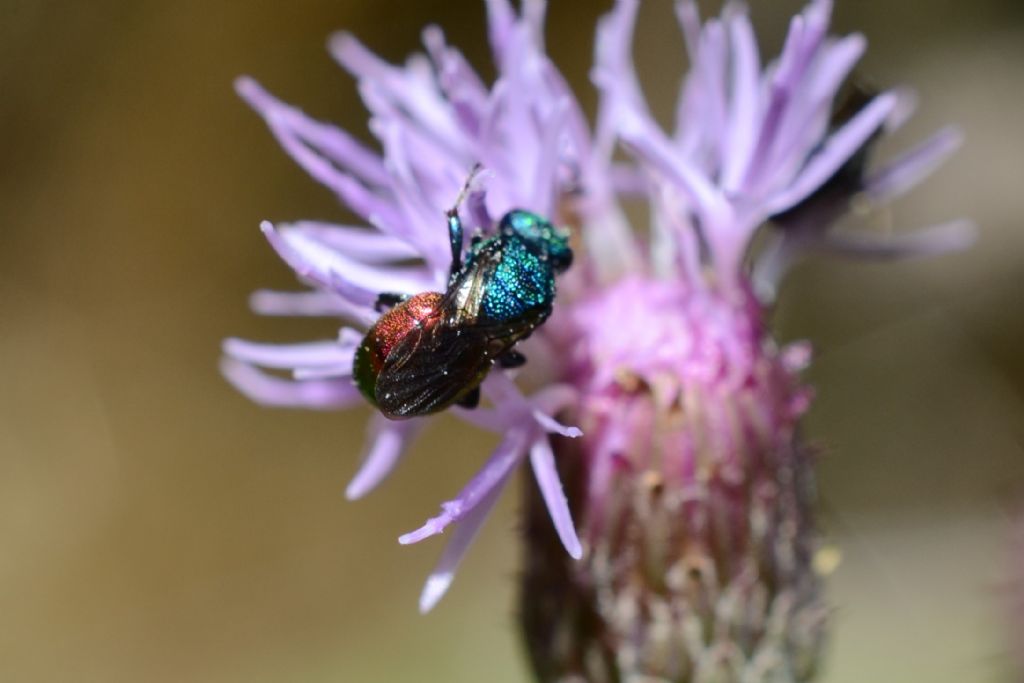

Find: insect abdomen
<box><xmin>352</xmin><ymin>292</ymin><xmax>444</xmax><ymax>406</ymax></box>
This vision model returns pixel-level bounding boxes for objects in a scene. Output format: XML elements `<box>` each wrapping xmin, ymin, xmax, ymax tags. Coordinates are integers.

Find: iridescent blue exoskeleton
<box><xmin>352</xmin><ymin>168</ymin><xmax>573</xmax><ymax>420</ymax></box>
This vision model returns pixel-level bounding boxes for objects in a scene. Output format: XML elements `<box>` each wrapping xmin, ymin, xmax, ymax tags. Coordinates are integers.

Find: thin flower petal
<box><xmin>807</xmin><ymin>34</ymin><xmax>866</xmax><ymax>104</ymax></box>
<box><xmin>812</xmin><ymin>219</ymin><xmax>976</xmax><ymax>259</ymax></box>
<box><xmin>418</xmin><ymin>478</ymin><xmax>506</xmax><ymax>613</ymax></box>
<box><xmin>450</xmin><ymin>405</ymin><xmax>506</xmax><ymax>432</ymax></box>
<box><xmin>485</xmin><ymin>0</ymin><xmax>517</xmax><ymax>64</ymax></box>
<box><xmin>530</xmin><ymin>99</ymin><xmax>569</xmax><ymax>216</ymax></box>
<box><xmin>261</xmin><ymin>222</ymin><xmax>376</xmax><ymax>305</ymax></box>
<box><xmin>529</xmin><ymin>436</ymin><xmax>583</xmax><ymax>559</ymax></box>
<box><xmin>399</xmin><ymin>428</ymin><xmax>527</xmax><ymax>544</ymax></box>
<box><xmin>329</xmin><ymin>33</ymin><xmax>466</xmax><ymax>154</ymax></box>
<box><xmin>221</xmin><ymin>358</ymin><xmax>361</xmax><ymax>410</ymax></box>
<box><xmin>766</xmin><ymin>91</ymin><xmax>897</xmax><ymax>215</ymax></box>
<box><xmin>278</xmin><ymin>223</ymin><xmax>436</xmax><ymax>293</ymax></box>
<box><xmin>235</xmin><ymin>76</ymin><xmax>389</xmax><ymax>187</ymax></box>
<box><xmin>223</xmin><ymin>337</ymin><xmax>356</xmax><ymax>369</ymax></box>
<box><xmin>531</xmin><ymin>410</ymin><xmax>583</xmax><ymax>439</ymax></box>
<box><xmin>721</xmin><ymin>7</ymin><xmax>761</xmax><ymax>192</ymax></box>
<box><xmin>262</xmin><ymin>221</ymin><xmax>436</xmax><ymax>304</ymax></box>
<box><xmin>693</xmin><ymin>18</ymin><xmax>728</xmax><ymax>168</ymax></box>
<box><xmin>618</xmin><ymin>109</ymin><xmax>724</xmax><ymax>224</ymax></box>
<box><xmin>346</xmin><ymin>415</ymin><xmax>425</xmax><ymax>500</ymax></box>
<box><xmin>248</xmin><ymin>289</ymin><xmax>376</xmax><ymax>325</ymax></box>
<box><xmin>738</xmin><ymin>9</ymin><xmax>808</xmax><ymax>191</ymax></box>
<box><xmin>774</xmin><ymin>33</ymin><xmax>866</xmax><ymax>169</ymax></box>
<box><xmin>885</xmin><ymin>86</ymin><xmax>918</xmax><ymax>133</ymax></box>
<box><xmin>421</xmin><ymin>25</ymin><xmax>489</xmax><ymax>118</ymax></box>
<box><xmin>238</xmin><ymin>81</ymin><xmax>407</xmax><ymax>232</ymax></box>
<box><xmin>865</xmin><ymin>126</ymin><xmax>963</xmax><ymax>203</ymax></box>
<box><xmin>292</xmin><ymin>365</ymin><xmax>355</xmax><ymax>380</ymax></box>
<box><xmin>283</xmin><ymin>221</ymin><xmax>421</xmax><ymax>263</ymax></box>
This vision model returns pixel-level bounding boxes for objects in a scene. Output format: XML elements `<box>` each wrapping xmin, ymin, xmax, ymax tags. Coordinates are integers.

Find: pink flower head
<box><xmin>223</xmin><ymin>0</ymin><xmax>970</xmax><ymax>633</ymax></box>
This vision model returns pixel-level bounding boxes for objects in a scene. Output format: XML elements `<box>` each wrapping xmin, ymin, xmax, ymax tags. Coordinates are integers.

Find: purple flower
<box><xmin>224</xmin><ymin>0</ymin><xmax>600</xmax><ymax>613</ymax></box>
<box><xmin>594</xmin><ymin>0</ymin><xmax>972</xmax><ymax>296</ymax></box>
<box><xmin>223</xmin><ymin>3</ymin><xmax>970</xmax><ymax>670</ymax></box>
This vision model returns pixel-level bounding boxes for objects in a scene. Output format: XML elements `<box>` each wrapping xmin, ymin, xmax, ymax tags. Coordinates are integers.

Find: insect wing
<box><xmin>374</xmin><ymin>319</ymin><xmax>493</xmax><ymax>418</ymax></box>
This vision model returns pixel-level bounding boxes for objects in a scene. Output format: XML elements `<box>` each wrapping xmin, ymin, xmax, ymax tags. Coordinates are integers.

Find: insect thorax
<box><xmin>479</xmin><ymin>235</ymin><xmax>557</xmax><ymax>325</ymax></box>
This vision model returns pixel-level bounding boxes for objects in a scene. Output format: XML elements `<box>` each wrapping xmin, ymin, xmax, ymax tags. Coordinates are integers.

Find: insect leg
<box><xmin>455</xmin><ymin>386</ymin><xmax>481</xmax><ymax>409</ymax></box>
<box><xmin>497</xmin><ymin>349</ymin><xmax>527</xmax><ymax>369</ymax></box>
<box><xmin>374</xmin><ymin>292</ymin><xmax>409</xmax><ymax>312</ymax></box>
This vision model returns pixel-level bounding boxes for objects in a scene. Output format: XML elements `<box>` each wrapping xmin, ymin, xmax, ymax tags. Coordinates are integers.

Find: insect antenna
<box><xmin>446</xmin><ymin>163</ymin><xmax>483</xmax><ymax>281</ymax></box>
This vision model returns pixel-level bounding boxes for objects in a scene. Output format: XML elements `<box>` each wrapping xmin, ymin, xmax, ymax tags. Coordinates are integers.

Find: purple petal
<box><xmin>293</xmin><ymin>329</ymin><xmax>364</xmax><ymax>378</ymax></box>
<box><xmin>221</xmin><ymin>358</ymin><xmax>361</xmax><ymax>410</ymax></box>
<box><xmin>329</xmin><ymin>34</ymin><xmax>464</xmax><ymax>153</ymax></box>
<box><xmin>262</xmin><ymin>222</ymin><xmax>375</xmax><ymax>305</ymax></box>
<box><xmin>765</xmin><ymin>91</ymin><xmax>897</xmax><ymax>215</ymax></box>
<box><xmin>451</xmin><ymin>405</ymin><xmax>506</xmax><ymax>432</ymax></box>
<box><xmin>740</xmin><ymin>0</ymin><xmax>838</xmax><ymax>194</ymax></box>
<box><xmin>865</xmin><ymin>126</ymin><xmax>963</xmax><ymax>203</ymax></box>
<box><xmin>263</xmin><ymin>221</ymin><xmax>437</xmax><ymax>303</ymax></box>
<box><xmin>813</xmin><ymin>219</ymin><xmax>976</xmax><ymax>259</ymax></box>
<box><xmin>380</xmin><ymin>118</ymin><xmax>462</xmax><ymax>233</ymax></box>
<box><xmin>529</xmin><ymin>436</ymin><xmax>583</xmax><ymax>559</ymax></box>
<box><xmin>481</xmin><ymin>370</ymin><xmax>530</xmax><ymax>407</ymax></box>
<box><xmin>531</xmin><ymin>410</ymin><xmax>583</xmax><ymax>439</ymax></box>
<box><xmin>796</xmin><ymin>0</ymin><xmax>833</xmax><ymax>65</ymax></box>
<box><xmin>885</xmin><ymin>87</ymin><xmax>918</xmax><ymax>133</ymax></box>
<box><xmin>593</xmin><ymin>0</ymin><xmax>642</xmax><ymax>159</ymax></box>
<box><xmin>399</xmin><ymin>428</ymin><xmax>527</xmax><ymax>544</ymax></box>
<box><xmin>292</xmin><ymin>365</ymin><xmax>355</xmax><ymax>380</ymax></box>
<box><xmin>421</xmin><ymin>26</ymin><xmax>489</xmax><ymax>116</ymax></box>
<box><xmin>522</xmin><ymin>0</ymin><xmax>547</xmax><ymax>50</ymax></box>
<box><xmin>807</xmin><ymin>34</ymin><xmax>866</xmax><ymax>104</ymax></box>
<box><xmin>540</xmin><ymin>61</ymin><xmax>591</xmax><ymax>165</ymax></box>
<box><xmin>237</xmin><ymin>80</ymin><xmax>406</xmax><ymax>232</ymax></box>
<box><xmin>222</xmin><ymin>337</ymin><xmax>356</xmax><ymax>369</ymax></box>
<box><xmin>466</xmin><ymin>188</ymin><xmax>493</xmax><ymax>233</ymax></box>
<box><xmin>529</xmin><ymin>99</ymin><xmax>568</xmax><ymax>217</ymax></box>
<box><xmin>283</xmin><ymin>221</ymin><xmax>421</xmax><ymax>263</ymax></box>
<box><xmin>618</xmin><ymin>109</ymin><xmax>725</xmax><ymax>223</ymax></box>
<box><xmin>695</xmin><ymin>19</ymin><xmax>729</xmax><ymax>169</ymax></box>
<box><xmin>235</xmin><ymin>77</ymin><xmax>389</xmax><ymax>187</ymax></box>
<box><xmin>740</xmin><ymin>9</ymin><xmax>807</xmax><ymax>190</ymax></box>
<box><xmin>485</xmin><ymin>0</ymin><xmax>517</xmax><ymax>66</ymax></box>
<box><xmin>674</xmin><ymin>1</ymin><xmax>702</xmax><ymax>60</ymax></box>
<box><xmin>249</xmin><ymin>290</ymin><xmax>376</xmax><ymax>325</ymax></box>
<box><xmin>417</xmin><ymin>477</ymin><xmax>506</xmax><ymax>613</ymax></box>
<box><xmin>346</xmin><ymin>415</ymin><xmax>425</xmax><ymax>500</ymax></box>
<box><xmin>452</xmin><ymin>382</ymin><xmax>581</xmax><ymax>436</ymax></box>
<box><xmin>721</xmin><ymin>7</ymin><xmax>761</xmax><ymax>192</ymax></box>
<box><xmin>774</xmin><ymin>34</ymin><xmax>866</xmax><ymax>168</ymax></box>
<box><xmin>260</xmin><ymin>118</ymin><xmax>402</xmax><ymax>230</ymax></box>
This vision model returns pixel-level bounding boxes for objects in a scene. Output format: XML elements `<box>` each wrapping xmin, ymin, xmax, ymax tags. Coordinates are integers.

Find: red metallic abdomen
<box><xmin>353</xmin><ymin>292</ymin><xmax>444</xmax><ymax>405</ymax></box>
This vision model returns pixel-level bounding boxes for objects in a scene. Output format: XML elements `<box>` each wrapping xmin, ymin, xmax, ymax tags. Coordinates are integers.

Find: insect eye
<box><xmin>550</xmin><ymin>246</ymin><xmax>573</xmax><ymax>272</ymax></box>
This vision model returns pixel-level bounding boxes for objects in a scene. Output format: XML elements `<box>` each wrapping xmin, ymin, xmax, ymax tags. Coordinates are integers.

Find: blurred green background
<box><xmin>1</xmin><ymin>1</ymin><xmax>1022</xmax><ymax>681</ymax></box>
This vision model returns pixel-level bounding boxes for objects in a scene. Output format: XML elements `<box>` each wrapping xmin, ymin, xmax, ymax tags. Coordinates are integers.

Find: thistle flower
<box><xmin>224</xmin><ymin>0</ymin><xmax>601</xmax><ymax>613</ymax></box>
<box><xmin>223</xmin><ymin>0</ymin><xmax>970</xmax><ymax>677</ymax></box>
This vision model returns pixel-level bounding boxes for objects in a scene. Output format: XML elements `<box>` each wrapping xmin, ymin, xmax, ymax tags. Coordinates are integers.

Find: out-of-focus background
<box><xmin>1</xmin><ymin>1</ymin><xmax>1022</xmax><ymax>681</ymax></box>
